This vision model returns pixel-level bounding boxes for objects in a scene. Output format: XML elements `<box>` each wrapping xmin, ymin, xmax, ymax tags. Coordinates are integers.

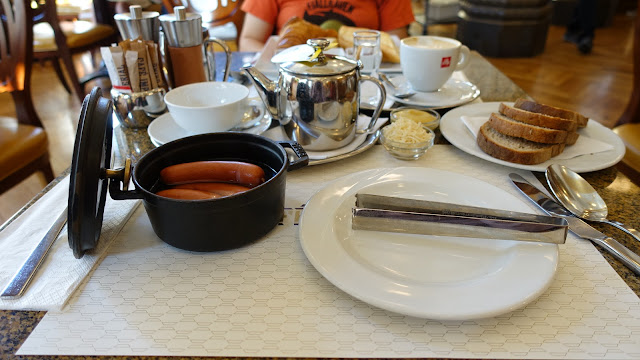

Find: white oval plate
<box><xmin>299</xmin><ymin>167</ymin><xmax>558</xmax><ymax>320</ymax></box>
<box><xmin>439</xmin><ymin>102</ymin><xmax>626</xmax><ymax>172</ymax></box>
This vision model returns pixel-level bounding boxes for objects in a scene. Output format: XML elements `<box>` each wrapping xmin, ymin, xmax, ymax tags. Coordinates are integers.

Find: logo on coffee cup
<box><xmin>441</xmin><ymin>56</ymin><xmax>452</xmax><ymax>68</ymax></box>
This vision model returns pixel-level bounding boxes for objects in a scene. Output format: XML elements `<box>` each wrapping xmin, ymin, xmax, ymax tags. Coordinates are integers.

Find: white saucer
<box><xmin>147</xmin><ymin>109</ymin><xmax>272</xmax><ymax>147</ymax></box>
<box><xmin>389</xmin><ymin>75</ymin><xmax>480</xmax><ymax>109</ymax></box>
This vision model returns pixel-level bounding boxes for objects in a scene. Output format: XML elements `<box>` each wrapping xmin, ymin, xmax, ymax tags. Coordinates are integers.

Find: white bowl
<box><xmin>164</xmin><ymin>82</ymin><xmax>250</xmax><ymax>134</ymax></box>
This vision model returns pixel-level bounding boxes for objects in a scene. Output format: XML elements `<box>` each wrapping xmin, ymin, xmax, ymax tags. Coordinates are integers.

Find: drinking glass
<box><xmin>349</xmin><ymin>30</ymin><xmax>382</xmax><ymax>107</ymax></box>
<box><xmin>353</xmin><ymin>30</ymin><xmax>381</xmax><ymax>74</ymax></box>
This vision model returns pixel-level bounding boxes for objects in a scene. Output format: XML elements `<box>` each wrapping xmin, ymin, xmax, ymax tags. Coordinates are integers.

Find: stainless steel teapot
<box><xmin>244</xmin><ymin>38</ymin><xmax>386</xmax><ymax>151</ymax></box>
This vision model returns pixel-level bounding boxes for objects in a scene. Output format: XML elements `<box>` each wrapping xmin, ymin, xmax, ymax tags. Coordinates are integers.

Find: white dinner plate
<box><xmin>439</xmin><ymin>102</ymin><xmax>626</xmax><ymax>172</ymax></box>
<box><xmin>147</xmin><ymin>106</ymin><xmax>272</xmax><ymax>147</ymax></box>
<box><xmin>299</xmin><ymin>167</ymin><xmax>558</xmax><ymax>320</ymax></box>
<box><xmin>389</xmin><ymin>75</ymin><xmax>480</xmax><ymax>108</ymax></box>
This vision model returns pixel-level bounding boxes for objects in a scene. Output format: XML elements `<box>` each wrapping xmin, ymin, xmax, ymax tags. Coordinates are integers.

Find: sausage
<box><xmin>173</xmin><ymin>182</ymin><xmax>252</xmax><ymax>196</ymax></box>
<box><xmin>160</xmin><ymin>161</ymin><xmax>266</xmax><ymax>188</ymax></box>
<box><xmin>156</xmin><ymin>188</ymin><xmax>221</xmax><ymax>200</ymax></box>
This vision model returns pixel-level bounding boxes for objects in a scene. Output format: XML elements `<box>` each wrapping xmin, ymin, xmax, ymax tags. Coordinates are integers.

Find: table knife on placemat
<box><xmin>509</xmin><ymin>173</ymin><xmax>640</xmax><ymax>275</ymax></box>
<box><xmin>1</xmin><ymin>207</ymin><xmax>68</xmax><ymax>298</ymax></box>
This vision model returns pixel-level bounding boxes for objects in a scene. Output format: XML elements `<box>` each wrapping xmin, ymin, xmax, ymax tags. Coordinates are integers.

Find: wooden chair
<box><xmin>0</xmin><ymin>0</ymin><xmax>55</xmax><ymax>194</ymax></box>
<box><xmin>613</xmin><ymin>0</ymin><xmax>640</xmax><ymax>184</ymax></box>
<box><xmin>161</xmin><ymin>0</ymin><xmax>244</xmax><ymax>50</ymax></box>
<box><xmin>31</xmin><ymin>0</ymin><xmax>117</xmax><ymax>102</ymax></box>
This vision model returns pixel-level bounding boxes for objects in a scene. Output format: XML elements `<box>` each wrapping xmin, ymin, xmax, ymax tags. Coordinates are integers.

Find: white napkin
<box><xmin>461</xmin><ymin>115</ymin><xmax>614</xmax><ymax>159</ymax></box>
<box><xmin>262</xmin><ymin>114</ymin><xmax>388</xmax><ymax>160</ymax></box>
<box><xmin>0</xmin><ymin>176</ymin><xmax>140</xmax><ymax>311</ymax></box>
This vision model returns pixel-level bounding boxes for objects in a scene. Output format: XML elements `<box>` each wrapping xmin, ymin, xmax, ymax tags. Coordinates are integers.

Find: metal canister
<box><xmin>111</xmin><ymin>88</ymin><xmax>167</xmax><ymax>129</ymax></box>
<box><xmin>114</xmin><ymin>5</ymin><xmax>160</xmax><ymax>42</ymax></box>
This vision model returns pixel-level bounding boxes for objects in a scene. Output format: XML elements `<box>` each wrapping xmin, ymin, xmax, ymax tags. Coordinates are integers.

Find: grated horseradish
<box><xmin>383</xmin><ymin>118</ymin><xmax>433</xmax><ymax>143</ymax></box>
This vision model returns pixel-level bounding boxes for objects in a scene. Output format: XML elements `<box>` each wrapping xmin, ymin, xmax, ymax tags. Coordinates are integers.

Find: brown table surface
<box><xmin>1</xmin><ymin>51</ymin><xmax>638</xmax><ymax>359</ymax></box>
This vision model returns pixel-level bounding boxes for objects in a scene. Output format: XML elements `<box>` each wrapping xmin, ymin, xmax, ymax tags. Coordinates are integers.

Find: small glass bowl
<box><xmin>380</xmin><ymin>124</ymin><xmax>435</xmax><ymax>160</ymax></box>
<box><xmin>390</xmin><ymin>107</ymin><xmax>441</xmax><ymax>130</ymax></box>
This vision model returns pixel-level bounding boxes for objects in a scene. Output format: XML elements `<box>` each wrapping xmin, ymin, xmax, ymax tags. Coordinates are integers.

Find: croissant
<box><xmin>277</xmin><ymin>17</ymin><xmax>338</xmax><ymax>49</ymax></box>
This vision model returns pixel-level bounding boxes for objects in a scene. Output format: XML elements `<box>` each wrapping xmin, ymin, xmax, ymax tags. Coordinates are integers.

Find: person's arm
<box><xmin>386</xmin><ymin>26</ymin><xmax>409</xmax><ymax>39</ymax></box>
<box><xmin>239</xmin><ymin>13</ymin><xmax>275</xmax><ymax>52</ymax></box>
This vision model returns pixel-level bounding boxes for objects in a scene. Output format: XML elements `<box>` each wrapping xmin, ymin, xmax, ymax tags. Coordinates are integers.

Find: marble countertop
<box><xmin>1</xmin><ymin>51</ymin><xmax>638</xmax><ymax>360</ymax></box>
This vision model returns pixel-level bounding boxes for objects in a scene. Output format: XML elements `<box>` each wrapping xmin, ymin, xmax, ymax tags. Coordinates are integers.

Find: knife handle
<box><xmin>591</xmin><ymin>236</ymin><xmax>640</xmax><ymax>276</ymax></box>
<box><xmin>606</xmin><ymin>220</ymin><xmax>640</xmax><ymax>244</ymax></box>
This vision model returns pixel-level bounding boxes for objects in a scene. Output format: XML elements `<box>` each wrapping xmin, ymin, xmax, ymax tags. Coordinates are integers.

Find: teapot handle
<box><xmin>358</xmin><ymin>74</ymin><xmax>387</xmax><ymax>134</ymax></box>
<box><xmin>204</xmin><ymin>38</ymin><xmax>231</xmax><ymax>82</ymax></box>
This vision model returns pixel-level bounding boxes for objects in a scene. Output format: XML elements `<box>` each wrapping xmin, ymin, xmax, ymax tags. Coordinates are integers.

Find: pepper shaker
<box><xmin>159</xmin><ymin>6</ymin><xmax>207</xmax><ymax>87</ymax></box>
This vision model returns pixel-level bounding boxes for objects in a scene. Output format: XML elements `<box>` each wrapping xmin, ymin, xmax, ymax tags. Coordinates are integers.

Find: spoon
<box><xmin>546</xmin><ymin>164</ymin><xmax>640</xmax><ymax>243</ymax></box>
<box><xmin>378</xmin><ymin>73</ymin><xmax>416</xmax><ymax>99</ymax></box>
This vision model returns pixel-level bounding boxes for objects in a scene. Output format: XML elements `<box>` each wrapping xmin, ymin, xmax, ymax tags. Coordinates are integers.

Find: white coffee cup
<box><xmin>400</xmin><ymin>36</ymin><xmax>470</xmax><ymax>92</ymax></box>
<box><xmin>164</xmin><ymin>81</ymin><xmax>250</xmax><ymax>134</ymax></box>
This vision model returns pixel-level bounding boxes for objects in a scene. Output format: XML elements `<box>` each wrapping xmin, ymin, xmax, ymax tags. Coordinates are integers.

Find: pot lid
<box><xmin>68</xmin><ymin>88</ymin><xmax>113</xmax><ymax>259</ymax></box>
<box><xmin>272</xmin><ymin>38</ymin><xmax>359</xmax><ymax>76</ymax></box>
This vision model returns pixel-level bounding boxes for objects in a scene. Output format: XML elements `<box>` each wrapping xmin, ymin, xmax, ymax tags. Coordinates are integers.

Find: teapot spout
<box><xmin>243</xmin><ymin>66</ymin><xmax>279</xmax><ymax>120</ymax></box>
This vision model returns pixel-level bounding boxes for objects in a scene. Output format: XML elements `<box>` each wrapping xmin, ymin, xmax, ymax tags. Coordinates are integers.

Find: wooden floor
<box><xmin>0</xmin><ymin>12</ymin><xmax>636</xmax><ymax>224</ymax></box>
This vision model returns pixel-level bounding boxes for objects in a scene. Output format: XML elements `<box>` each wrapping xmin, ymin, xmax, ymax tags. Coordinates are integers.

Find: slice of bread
<box><xmin>499</xmin><ymin>103</ymin><xmax>577</xmax><ymax>132</ymax></box>
<box><xmin>477</xmin><ymin>123</ymin><xmax>565</xmax><ymax>165</ymax></box>
<box><xmin>566</xmin><ymin>130</ymin><xmax>579</xmax><ymax>145</ymax></box>
<box><xmin>514</xmin><ymin>98</ymin><xmax>589</xmax><ymax>128</ymax></box>
<box><xmin>488</xmin><ymin>113</ymin><xmax>569</xmax><ymax>144</ymax></box>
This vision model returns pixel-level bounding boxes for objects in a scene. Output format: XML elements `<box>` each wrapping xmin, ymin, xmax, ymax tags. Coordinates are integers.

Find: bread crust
<box><xmin>565</xmin><ymin>130</ymin><xmax>579</xmax><ymax>145</ymax></box>
<box><xmin>488</xmin><ymin>113</ymin><xmax>569</xmax><ymax>144</ymax></box>
<box><xmin>477</xmin><ymin>123</ymin><xmax>558</xmax><ymax>165</ymax></box>
<box><xmin>514</xmin><ymin>98</ymin><xmax>589</xmax><ymax>128</ymax></box>
<box><xmin>499</xmin><ymin>103</ymin><xmax>577</xmax><ymax>131</ymax></box>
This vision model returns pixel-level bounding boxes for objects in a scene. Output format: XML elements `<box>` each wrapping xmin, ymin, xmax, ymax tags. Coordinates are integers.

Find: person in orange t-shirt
<box><xmin>239</xmin><ymin>0</ymin><xmax>415</xmax><ymax>51</ymax></box>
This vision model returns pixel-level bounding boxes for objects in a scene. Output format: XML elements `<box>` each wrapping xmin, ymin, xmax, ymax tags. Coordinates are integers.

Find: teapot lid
<box><xmin>272</xmin><ymin>38</ymin><xmax>359</xmax><ymax>76</ymax></box>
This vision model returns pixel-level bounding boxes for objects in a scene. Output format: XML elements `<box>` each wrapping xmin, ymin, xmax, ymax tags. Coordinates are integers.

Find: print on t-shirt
<box><xmin>303</xmin><ymin>1</ymin><xmax>357</xmax><ymax>30</ymax></box>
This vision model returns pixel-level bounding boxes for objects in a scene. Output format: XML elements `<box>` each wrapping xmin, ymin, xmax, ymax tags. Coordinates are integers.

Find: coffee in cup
<box><xmin>400</xmin><ymin>36</ymin><xmax>470</xmax><ymax>92</ymax></box>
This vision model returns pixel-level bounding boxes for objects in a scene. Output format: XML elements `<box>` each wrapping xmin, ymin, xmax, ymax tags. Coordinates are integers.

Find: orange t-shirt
<box><xmin>241</xmin><ymin>0</ymin><xmax>415</xmax><ymax>34</ymax></box>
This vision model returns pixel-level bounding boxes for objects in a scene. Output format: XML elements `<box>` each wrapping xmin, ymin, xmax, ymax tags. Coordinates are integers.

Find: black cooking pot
<box><xmin>68</xmin><ymin>88</ymin><xmax>308</xmax><ymax>258</ymax></box>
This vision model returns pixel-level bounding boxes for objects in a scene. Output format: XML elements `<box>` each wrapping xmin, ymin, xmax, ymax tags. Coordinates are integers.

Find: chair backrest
<box><xmin>162</xmin><ymin>0</ymin><xmax>245</xmax><ymax>34</ymax></box>
<box><xmin>0</xmin><ymin>0</ymin><xmax>32</xmax><ymax>94</ymax></box>
<box><xmin>30</xmin><ymin>0</ymin><xmax>68</xmax><ymax>48</ymax></box>
<box><xmin>616</xmin><ymin>0</ymin><xmax>640</xmax><ymax>126</ymax></box>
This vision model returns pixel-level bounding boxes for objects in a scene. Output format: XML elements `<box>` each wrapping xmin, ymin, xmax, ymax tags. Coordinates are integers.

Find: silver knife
<box><xmin>509</xmin><ymin>173</ymin><xmax>640</xmax><ymax>275</ymax></box>
<box><xmin>1</xmin><ymin>207</ymin><xmax>68</xmax><ymax>298</ymax></box>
